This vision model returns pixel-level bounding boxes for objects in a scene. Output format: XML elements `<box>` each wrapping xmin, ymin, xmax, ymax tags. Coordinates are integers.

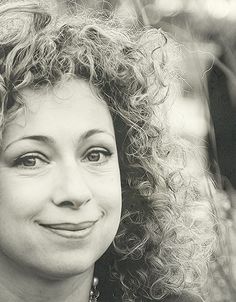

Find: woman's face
<box><xmin>0</xmin><ymin>79</ymin><xmax>122</xmax><ymax>279</ymax></box>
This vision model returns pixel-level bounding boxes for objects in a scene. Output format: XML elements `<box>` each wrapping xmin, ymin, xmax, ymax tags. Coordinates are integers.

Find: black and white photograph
<box><xmin>0</xmin><ymin>1</ymin><xmax>235</xmax><ymax>301</ymax></box>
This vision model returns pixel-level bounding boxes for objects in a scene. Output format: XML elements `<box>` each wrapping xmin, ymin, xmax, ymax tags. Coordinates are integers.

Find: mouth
<box><xmin>39</xmin><ymin>221</ymin><xmax>97</xmax><ymax>239</ymax></box>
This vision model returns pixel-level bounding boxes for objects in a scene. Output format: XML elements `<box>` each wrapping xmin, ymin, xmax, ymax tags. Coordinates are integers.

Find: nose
<box><xmin>51</xmin><ymin>163</ymin><xmax>92</xmax><ymax>209</ymax></box>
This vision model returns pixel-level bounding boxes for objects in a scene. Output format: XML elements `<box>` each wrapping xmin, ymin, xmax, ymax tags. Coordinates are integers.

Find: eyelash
<box><xmin>12</xmin><ymin>148</ymin><xmax>112</xmax><ymax>169</ymax></box>
<box><xmin>13</xmin><ymin>153</ymin><xmax>49</xmax><ymax>170</ymax></box>
<box><xmin>83</xmin><ymin>148</ymin><xmax>112</xmax><ymax>164</ymax></box>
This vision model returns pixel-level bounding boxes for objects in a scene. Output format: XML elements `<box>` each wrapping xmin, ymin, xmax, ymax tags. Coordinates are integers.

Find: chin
<box><xmin>24</xmin><ymin>252</ymin><xmax>97</xmax><ymax>281</ymax></box>
<box><xmin>33</xmin><ymin>261</ymin><xmax>94</xmax><ymax>280</ymax></box>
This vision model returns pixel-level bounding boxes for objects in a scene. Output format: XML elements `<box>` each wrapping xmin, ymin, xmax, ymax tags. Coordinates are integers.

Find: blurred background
<box><xmin>9</xmin><ymin>0</ymin><xmax>236</xmax><ymax>300</ymax></box>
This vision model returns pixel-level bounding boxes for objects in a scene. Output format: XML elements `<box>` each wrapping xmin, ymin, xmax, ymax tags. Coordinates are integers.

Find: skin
<box><xmin>0</xmin><ymin>78</ymin><xmax>122</xmax><ymax>302</ymax></box>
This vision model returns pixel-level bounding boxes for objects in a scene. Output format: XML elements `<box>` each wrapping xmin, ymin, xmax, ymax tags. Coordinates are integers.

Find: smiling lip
<box><xmin>39</xmin><ymin>221</ymin><xmax>97</xmax><ymax>239</ymax></box>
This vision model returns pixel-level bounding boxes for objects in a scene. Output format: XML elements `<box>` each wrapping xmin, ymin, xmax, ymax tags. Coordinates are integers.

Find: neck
<box><xmin>0</xmin><ymin>252</ymin><xmax>94</xmax><ymax>302</ymax></box>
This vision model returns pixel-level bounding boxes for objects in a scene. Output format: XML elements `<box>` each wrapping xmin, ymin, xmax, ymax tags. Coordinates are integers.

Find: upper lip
<box><xmin>39</xmin><ymin>221</ymin><xmax>97</xmax><ymax>231</ymax></box>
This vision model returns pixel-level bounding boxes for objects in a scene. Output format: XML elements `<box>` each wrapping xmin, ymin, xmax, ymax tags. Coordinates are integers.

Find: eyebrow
<box><xmin>4</xmin><ymin>129</ymin><xmax>115</xmax><ymax>151</ymax></box>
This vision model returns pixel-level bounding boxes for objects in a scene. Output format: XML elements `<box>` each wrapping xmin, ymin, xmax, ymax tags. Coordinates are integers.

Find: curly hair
<box><xmin>0</xmin><ymin>1</ymin><xmax>215</xmax><ymax>301</ymax></box>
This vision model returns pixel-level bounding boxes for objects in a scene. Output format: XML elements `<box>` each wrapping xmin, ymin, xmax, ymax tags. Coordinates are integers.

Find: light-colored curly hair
<box><xmin>0</xmin><ymin>1</ymin><xmax>215</xmax><ymax>301</ymax></box>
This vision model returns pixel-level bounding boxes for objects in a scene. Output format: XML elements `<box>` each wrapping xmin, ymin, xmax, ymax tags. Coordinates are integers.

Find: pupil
<box><xmin>89</xmin><ymin>152</ymin><xmax>100</xmax><ymax>161</ymax></box>
<box><xmin>23</xmin><ymin>158</ymin><xmax>36</xmax><ymax>166</ymax></box>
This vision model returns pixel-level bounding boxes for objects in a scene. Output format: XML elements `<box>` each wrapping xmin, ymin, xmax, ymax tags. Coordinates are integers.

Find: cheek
<box><xmin>89</xmin><ymin>168</ymin><xmax>122</xmax><ymax>231</ymax></box>
<box><xmin>90</xmin><ymin>169</ymin><xmax>122</xmax><ymax>209</ymax></box>
<box><xmin>0</xmin><ymin>172</ymin><xmax>48</xmax><ymax>219</ymax></box>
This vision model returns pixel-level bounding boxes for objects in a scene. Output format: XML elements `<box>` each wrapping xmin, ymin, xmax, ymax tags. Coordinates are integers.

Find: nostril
<box><xmin>59</xmin><ymin>200</ymin><xmax>75</xmax><ymax>208</ymax></box>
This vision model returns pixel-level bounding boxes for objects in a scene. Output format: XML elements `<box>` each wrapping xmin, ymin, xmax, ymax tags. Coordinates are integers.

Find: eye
<box><xmin>13</xmin><ymin>153</ymin><xmax>49</xmax><ymax>169</ymax></box>
<box><xmin>84</xmin><ymin>148</ymin><xmax>111</xmax><ymax>163</ymax></box>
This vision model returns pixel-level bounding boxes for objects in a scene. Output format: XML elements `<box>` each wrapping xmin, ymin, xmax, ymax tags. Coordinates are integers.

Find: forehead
<box><xmin>3</xmin><ymin>79</ymin><xmax>115</xmax><ymax>144</ymax></box>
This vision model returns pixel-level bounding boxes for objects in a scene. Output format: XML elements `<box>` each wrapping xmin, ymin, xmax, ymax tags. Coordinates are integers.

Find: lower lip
<box><xmin>40</xmin><ymin>224</ymin><xmax>96</xmax><ymax>239</ymax></box>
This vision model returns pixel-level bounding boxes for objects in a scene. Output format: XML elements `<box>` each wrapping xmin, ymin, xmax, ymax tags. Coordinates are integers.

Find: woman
<box><xmin>0</xmin><ymin>1</ymin><xmax>214</xmax><ymax>301</ymax></box>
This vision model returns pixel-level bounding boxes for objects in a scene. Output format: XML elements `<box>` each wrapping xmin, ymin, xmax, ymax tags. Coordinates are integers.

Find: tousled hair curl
<box><xmin>0</xmin><ymin>2</ymin><xmax>215</xmax><ymax>301</ymax></box>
